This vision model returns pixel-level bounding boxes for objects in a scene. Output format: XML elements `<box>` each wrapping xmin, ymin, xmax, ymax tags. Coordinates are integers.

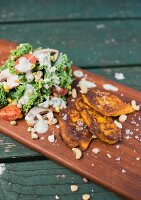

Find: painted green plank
<box><xmin>0</xmin><ymin>160</ymin><xmax>123</xmax><ymax>200</ymax></box>
<box><xmin>0</xmin><ymin>66</ymin><xmax>140</xmax><ymax>160</ymax></box>
<box><xmin>0</xmin><ymin>20</ymin><xmax>141</xmax><ymax>67</ymax></box>
<box><xmin>0</xmin><ymin>0</ymin><xmax>141</xmax><ymax>22</ymax></box>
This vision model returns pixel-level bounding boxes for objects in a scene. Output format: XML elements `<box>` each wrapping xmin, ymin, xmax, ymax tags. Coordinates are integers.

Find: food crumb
<box><xmin>107</xmin><ymin>153</ymin><xmax>111</xmax><ymax>158</ymax></box>
<box><xmin>82</xmin><ymin>194</ymin><xmax>90</xmax><ymax>200</ymax></box>
<box><xmin>83</xmin><ymin>177</ymin><xmax>88</xmax><ymax>182</ymax></box>
<box><xmin>48</xmin><ymin>134</ymin><xmax>55</xmax><ymax>143</ymax></box>
<box><xmin>115</xmin><ymin>157</ymin><xmax>121</xmax><ymax>161</ymax></box>
<box><xmin>116</xmin><ymin>144</ymin><xmax>120</xmax><ymax>149</ymax></box>
<box><xmin>55</xmin><ymin>195</ymin><xmax>59</xmax><ymax>199</ymax></box>
<box><xmin>114</xmin><ymin>72</ymin><xmax>125</xmax><ymax>80</ymax></box>
<box><xmin>136</xmin><ymin>157</ymin><xmax>140</xmax><ymax>160</ymax></box>
<box><xmin>114</xmin><ymin>120</ymin><xmax>122</xmax><ymax>129</ymax></box>
<box><xmin>10</xmin><ymin>120</ymin><xmax>17</xmax><ymax>125</ymax></box>
<box><xmin>92</xmin><ymin>148</ymin><xmax>100</xmax><ymax>154</ymax></box>
<box><xmin>70</xmin><ymin>184</ymin><xmax>78</xmax><ymax>192</ymax></box>
<box><xmin>56</xmin><ymin>124</ymin><xmax>60</xmax><ymax>129</ymax></box>
<box><xmin>121</xmin><ymin>169</ymin><xmax>126</xmax><ymax>173</ymax></box>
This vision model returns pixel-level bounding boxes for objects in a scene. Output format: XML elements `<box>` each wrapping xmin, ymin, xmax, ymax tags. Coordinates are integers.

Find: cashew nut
<box><xmin>72</xmin><ymin>148</ymin><xmax>82</xmax><ymax>159</ymax></box>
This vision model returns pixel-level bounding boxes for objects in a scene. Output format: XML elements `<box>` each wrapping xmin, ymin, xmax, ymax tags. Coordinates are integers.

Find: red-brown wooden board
<box><xmin>0</xmin><ymin>40</ymin><xmax>141</xmax><ymax>200</ymax></box>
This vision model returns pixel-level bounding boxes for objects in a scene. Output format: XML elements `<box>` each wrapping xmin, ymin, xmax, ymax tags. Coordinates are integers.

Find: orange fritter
<box><xmin>82</xmin><ymin>89</ymin><xmax>135</xmax><ymax>117</ymax></box>
<box><xmin>75</xmin><ymin>98</ymin><xmax>122</xmax><ymax>144</ymax></box>
<box><xmin>59</xmin><ymin>105</ymin><xmax>92</xmax><ymax>151</ymax></box>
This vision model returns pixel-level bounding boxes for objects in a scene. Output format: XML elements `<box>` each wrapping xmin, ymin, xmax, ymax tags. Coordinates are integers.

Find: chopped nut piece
<box><xmin>27</xmin><ymin>127</ymin><xmax>32</xmax><ymax>132</ymax></box>
<box><xmin>114</xmin><ymin>120</ymin><xmax>122</xmax><ymax>129</ymax></box>
<box><xmin>70</xmin><ymin>184</ymin><xmax>78</xmax><ymax>192</ymax></box>
<box><xmin>10</xmin><ymin>120</ymin><xmax>17</xmax><ymax>126</ymax></box>
<box><xmin>92</xmin><ymin>148</ymin><xmax>100</xmax><ymax>154</ymax></box>
<box><xmin>31</xmin><ymin>132</ymin><xmax>38</xmax><ymax>139</ymax></box>
<box><xmin>82</xmin><ymin>194</ymin><xmax>90</xmax><ymax>200</ymax></box>
<box><xmin>52</xmin><ymin>118</ymin><xmax>58</xmax><ymax>124</ymax></box>
<box><xmin>55</xmin><ymin>195</ymin><xmax>59</xmax><ymax>200</ymax></box>
<box><xmin>72</xmin><ymin>88</ymin><xmax>77</xmax><ymax>98</ymax></box>
<box><xmin>48</xmin><ymin>134</ymin><xmax>55</xmax><ymax>143</ymax></box>
<box><xmin>131</xmin><ymin>100</ymin><xmax>140</xmax><ymax>111</ymax></box>
<box><xmin>72</xmin><ymin>148</ymin><xmax>82</xmax><ymax>159</ymax></box>
<box><xmin>92</xmin><ymin>134</ymin><xmax>97</xmax><ymax>139</ymax></box>
<box><xmin>83</xmin><ymin>178</ymin><xmax>88</xmax><ymax>182</ymax></box>
<box><xmin>119</xmin><ymin>114</ymin><xmax>127</xmax><ymax>122</ymax></box>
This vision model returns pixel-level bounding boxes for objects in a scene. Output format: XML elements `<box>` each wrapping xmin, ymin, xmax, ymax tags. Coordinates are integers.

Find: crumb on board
<box><xmin>92</xmin><ymin>148</ymin><xmax>100</xmax><ymax>154</ymax></box>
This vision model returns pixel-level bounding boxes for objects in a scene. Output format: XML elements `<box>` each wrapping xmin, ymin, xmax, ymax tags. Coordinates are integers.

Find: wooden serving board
<box><xmin>1</xmin><ymin>40</ymin><xmax>141</xmax><ymax>200</ymax></box>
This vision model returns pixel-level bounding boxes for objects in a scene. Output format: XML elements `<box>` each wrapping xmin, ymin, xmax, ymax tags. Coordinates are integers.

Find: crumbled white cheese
<box><xmin>33</xmin><ymin>118</ymin><xmax>48</xmax><ymax>134</ymax></box>
<box><xmin>114</xmin><ymin>72</ymin><xmax>125</xmax><ymax>80</ymax></box>
<box><xmin>103</xmin><ymin>84</ymin><xmax>118</xmax><ymax>91</ymax></box>
<box><xmin>15</xmin><ymin>57</ymin><xmax>33</xmax><ymax>73</ymax></box>
<box><xmin>78</xmin><ymin>78</ymin><xmax>96</xmax><ymax>88</ymax></box>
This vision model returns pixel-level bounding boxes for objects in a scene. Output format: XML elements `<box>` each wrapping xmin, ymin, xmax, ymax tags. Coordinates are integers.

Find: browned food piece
<box><xmin>59</xmin><ymin>106</ymin><xmax>92</xmax><ymax>151</ymax></box>
<box><xmin>82</xmin><ymin>89</ymin><xmax>135</xmax><ymax>117</ymax></box>
<box><xmin>75</xmin><ymin>98</ymin><xmax>122</xmax><ymax>144</ymax></box>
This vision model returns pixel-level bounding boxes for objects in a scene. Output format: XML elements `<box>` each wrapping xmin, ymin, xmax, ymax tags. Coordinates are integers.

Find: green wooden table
<box><xmin>0</xmin><ymin>1</ymin><xmax>141</xmax><ymax>199</ymax></box>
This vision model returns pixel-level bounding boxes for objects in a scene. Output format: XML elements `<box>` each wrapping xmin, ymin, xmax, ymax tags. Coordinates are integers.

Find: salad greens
<box><xmin>0</xmin><ymin>43</ymin><xmax>73</xmax><ymax>113</ymax></box>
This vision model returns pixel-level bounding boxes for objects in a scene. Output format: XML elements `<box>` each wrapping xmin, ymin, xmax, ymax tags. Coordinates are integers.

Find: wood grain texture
<box><xmin>0</xmin><ymin>66</ymin><xmax>141</xmax><ymax>200</ymax></box>
<box><xmin>0</xmin><ymin>160</ymin><xmax>123</xmax><ymax>200</ymax></box>
<box><xmin>0</xmin><ymin>21</ymin><xmax>141</xmax><ymax>67</ymax></box>
<box><xmin>0</xmin><ymin>0</ymin><xmax>141</xmax><ymax>22</ymax></box>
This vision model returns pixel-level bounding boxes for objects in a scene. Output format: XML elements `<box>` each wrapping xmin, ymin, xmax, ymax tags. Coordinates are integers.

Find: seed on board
<box><xmin>114</xmin><ymin>120</ymin><xmax>122</xmax><ymax>129</ymax></box>
<box><xmin>119</xmin><ymin>114</ymin><xmax>127</xmax><ymax>123</ymax></box>
<box><xmin>10</xmin><ymin>120</ymin><xmax>17</xmax><ymax>125</ymax></box>
<box><xmin>82</xmin><ymin>194</ymin><xmax>90</xmax><ymax>200</ymax></box>
<box><xmin>70</xmin><ymin>184</ymin><xmax>79</xmax><ymax>192</ymax></box>
<box><xmin>72</xmin><ymin>148</ymin><xmax>82</xmax><ymax>159</ymax></box>
<box><xmin>131</xmin><ymin>100</ymin><xmax>140</xmax><ymax>111</ymax></box>
<box><xmin>72</xmin><ymin>88</ymin><xmax>77</xmax><ymax>98</ymax></box>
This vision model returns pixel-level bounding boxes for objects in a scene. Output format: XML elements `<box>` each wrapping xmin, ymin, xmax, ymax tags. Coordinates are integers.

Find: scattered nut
<box><xmin>72</xmin><ymin>88</ymin><xmax>77</xmax><ymax>98</ymax></box>
<box><xmin>52</xmin><ymin>118</ymin><xmax>58</xmax><ymax>124</ymax></box>
<box><xmin>27</xmin><ymin>127</ymin><xmax>32</xmax><ymax>132</ymax></box>
<box><xmin>48</xmin><ymin>134</ymin><xmax>55</xmax><ymax>143</ymax></box>
<box><xmin>119</xmin><ymin>114</ymin><xmax>127</xmax><ymax>122</ymax></box>
<box><xmin>72</xmin><ymin>148</ymin><xmax>82</xmax><ymax>159</ymax></box>
<box><xmin>114</xmin><ymin>120</ymin><xmax>122</xmax><ymax>129</ymax></box>
<box><xmin>83</xmin><ymin>178</ymin><xmax>88</xmax><ymax>182</ymax></box>
<box><xmin>82</xmin><ymin>194</ymin><xmax>90</xmax><ymax>200</ymax></box>
<box><xmin>55</xmin><ymin>195</ymin><xmax>59</xmax><ymax>199</ymax></box>
<box><xmin>131</xmin><ymin>100</ymin><xmax>140</xmax><ymax>111</ymax></box>
<box><xmin>70</xmin><ymin>184</ymin><xmax>78</xmax><ymax>192</ymax></box>
<box><xmin>10</xmin><ymin>120</ymin><xmax>17</xmax><ymax>126</ymax></box>
<box><xmin>31</xmin><ymin>131</ymin><xmax>39</xmax><ymax>139</ymax></box>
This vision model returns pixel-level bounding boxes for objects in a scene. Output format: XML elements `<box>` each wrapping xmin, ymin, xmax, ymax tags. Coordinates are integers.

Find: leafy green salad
<box><xmin>0</xmin><ymin>43</ymin><xmax>73</xmax><ymax>114</ymax></box>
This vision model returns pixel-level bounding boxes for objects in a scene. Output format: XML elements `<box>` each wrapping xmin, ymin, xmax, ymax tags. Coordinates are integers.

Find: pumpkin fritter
<box><xmin>82</xmin><ymin>89</ymin><xmax>135</xmax><ymax>117</ymax></box>
<box><xmin>59</xmin><ymin>105</ymin><xmax>92</xmax><ymax>151</ymax></box>
<box><xmin>75</xmin><ymin>98</ymin><xmax>122</xmax><ymax>144</ymax></box>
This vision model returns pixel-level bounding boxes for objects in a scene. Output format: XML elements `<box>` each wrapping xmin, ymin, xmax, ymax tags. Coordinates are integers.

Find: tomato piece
<box><xmin>51</xmin><ymin>86</ymin><xmax>68</xmax><ymax>96</ymax></box>
<box><xmin>0</xmin><ymin>105</ymin><xmax>22</xmax><ymax>121</ymax></box>
<box><xmin>15</xmin><ymin>54</ymin><xmax>37</xmax><ymax>65</ymax></box>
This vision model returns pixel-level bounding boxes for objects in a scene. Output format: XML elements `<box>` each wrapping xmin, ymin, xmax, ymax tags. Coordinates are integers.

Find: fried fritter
<box><xmin>59</xmin><ymin>105</ymin><xmax>92</xmax><ymax>151</ymax></box>
<box><xmin>75</xmin><ymin>98</ymin><xmax>122</xmax><ymax>144</ymax></box>
<box><xmin>82</xmin><ymin>89</ymin><xmax>135</xmax><ymax>117</ymax></box>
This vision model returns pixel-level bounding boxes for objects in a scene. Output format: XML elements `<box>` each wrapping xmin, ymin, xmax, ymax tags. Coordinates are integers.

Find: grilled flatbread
<box><xmin>59</xmin><ymin>105</ymin><xmax>92</xmax><ymax>151</ymax></box>
<box><xmin>82</xmin><ymin>89</ymin><xmax>134</xmax><ymax>117</ymax></box>
<box><xmin>75</xmin><ymin>98</ymin><xmax>122</xmax><ymax>144</ymax></box>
